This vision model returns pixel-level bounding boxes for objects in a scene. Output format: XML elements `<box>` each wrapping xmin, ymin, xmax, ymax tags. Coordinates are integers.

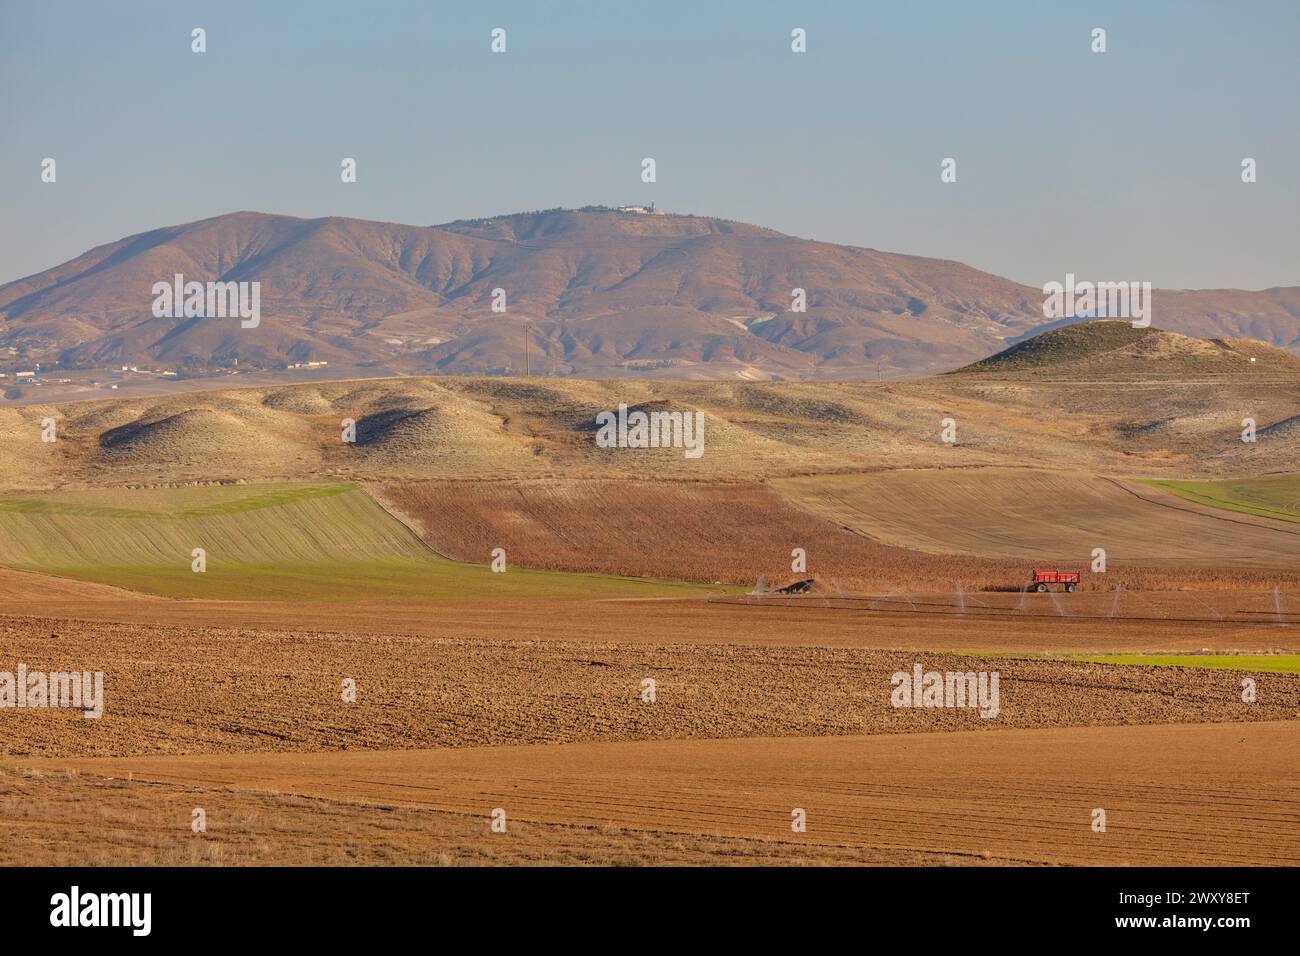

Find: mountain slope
<box><xmin>2</xmin><ymin>209</ymin><xmax>1297</xmax><ymax>380</ymax></box>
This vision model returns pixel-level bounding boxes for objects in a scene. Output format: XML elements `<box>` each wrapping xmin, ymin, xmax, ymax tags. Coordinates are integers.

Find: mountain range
<box><xmin>2</xmin><ymin>207</ymin><xmax>1298</xmax><ymax>380</ymax></box>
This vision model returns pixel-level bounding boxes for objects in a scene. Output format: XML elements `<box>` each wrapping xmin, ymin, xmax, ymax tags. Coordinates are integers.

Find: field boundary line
<box><xmin>358</xmin><ymin>483</ymin><xmax>455</xmax><ymax>560</ymax></box>
<box><xmin>1103</xmin><ymin>477</ymin><xmax>1300</xmax><ymax>539</ymax></box>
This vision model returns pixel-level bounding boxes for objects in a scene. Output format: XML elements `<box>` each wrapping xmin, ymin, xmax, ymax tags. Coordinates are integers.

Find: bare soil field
<box><xmin>3</xmin><ymin>612</ymin><xmax>1296</xmax><ymax>759</ymax></box>
<box><xmin>3</xmin><ymin>563</ymin><xmax>1296</xmax><ymax>647</ymax></box>
<box><xmin>0</xmin><ymin>766</ymin><xmax>997</xmax><ymax>866</ymax></box>
<box><xmin>14</xmin><ymin>721</ymin><xmax>1297</xmax><ymax>866</ymax></box>
<box><xmin>2</xmin><ymin>567</ymin><xmax>1296</xmax><ymax>653</ymax></box>
<box><xmin>2</xmin><ymin>572</ymin><xmax>1296</xmax><ymax>865</ymax></box>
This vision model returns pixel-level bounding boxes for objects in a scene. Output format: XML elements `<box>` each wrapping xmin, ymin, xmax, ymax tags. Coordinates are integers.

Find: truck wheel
<box><xmin>1035</xmin><ymin>583</ymin><xmax>1048</xmax><ymax>592</ymax></box>
<box><xmin>1065</xmin><ymin>583</ymin><xmax>1076</xmax><ymax>593</ymax></box>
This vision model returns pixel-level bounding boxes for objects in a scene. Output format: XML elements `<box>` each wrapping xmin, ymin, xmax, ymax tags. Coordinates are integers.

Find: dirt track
<box><xmin>3</xmin><ymin>592</ymin><xmax>1294</xmax><ymax>656</ymax></box>
<box><xmin>21</xmin><ymin>721</ymin><xmax>1298</xmax><ymax>866</ymax></box>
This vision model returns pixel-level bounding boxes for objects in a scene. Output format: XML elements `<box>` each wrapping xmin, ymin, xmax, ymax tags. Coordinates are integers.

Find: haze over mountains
<box><xmin>2</xmin><ymin>208</ymin><xmax>1298</xmax><ymax>382</ymax></box>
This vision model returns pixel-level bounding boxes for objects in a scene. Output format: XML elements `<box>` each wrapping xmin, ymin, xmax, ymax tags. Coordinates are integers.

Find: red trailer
<box><xmin>1031</xmin><ymin>569</ymin><xmax>1080</xmax><ymax>593</ymax></box>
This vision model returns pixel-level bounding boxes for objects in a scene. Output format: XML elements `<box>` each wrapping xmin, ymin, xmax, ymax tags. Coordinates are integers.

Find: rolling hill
<box><xmin>951</xmin><ymin>320</ymin><xmax>1300</xmax><ymax>378</ymax></box>
<box><xmin>1</xmin><ymin>323</ymin><xmax>1298</xmax><ymax>491</ymax></box>
<box><xmin>3</xmin><ymin>209</ymin><xmax>1298</xmax><ymax>382</ymax></box>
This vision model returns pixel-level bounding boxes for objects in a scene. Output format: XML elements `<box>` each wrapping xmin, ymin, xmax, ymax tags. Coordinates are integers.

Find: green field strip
<box><xmin>0</xmin><ymin>482</ymin><xmax>353</xmax><ymax>519</ymax></box>
<box><xmin>929</xmin><ymin>649</ymin><xmax>1300</xmax><ymax>675</ymax></box>
<box><xmin>0</xmin><ymin>482</ymin><xmax>730</xmax><ymax>601</ymax></box>
<box><xmin>1067</xmin><ymin>653</ymin><xmax>1300</xmax><ymax>674</ymax></box>
<box><xmin>1140</xmin><ymin>476</ymin><xmax>1300</xmax><ymax>524</ymax></box>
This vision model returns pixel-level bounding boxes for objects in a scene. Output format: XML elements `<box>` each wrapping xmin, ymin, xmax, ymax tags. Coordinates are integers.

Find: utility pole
<box><xmin>524</xmin><ymin>320</ymin><xmax>529</xmax><ymax>377</ymax></box>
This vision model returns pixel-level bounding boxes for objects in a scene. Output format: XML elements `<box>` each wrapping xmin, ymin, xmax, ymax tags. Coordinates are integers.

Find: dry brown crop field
<box><xmin>372</xmin><ymin>477</ymin><xmax>1043</xmax><ymax>589</ymax></box>
<box><xmin>374</xmin><ymin>476</ymin><xmax>1300</xmax><ymax>592</ymax></box>
<box><xmin>776</xmin><ymin>468</ymin><xmax>1300</xmax><ymax>570</ymax></box>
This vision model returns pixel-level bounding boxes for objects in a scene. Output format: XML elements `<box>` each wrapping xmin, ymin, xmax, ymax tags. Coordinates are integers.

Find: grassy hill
<box><xmin>0</xmin><ymin>481</ymin><xmax>722</xmax><ymax>600</ymax></box>
<box><xmin>953</xmin><ymin>321</ymin><xmax>1300</xmax><ymax>378</ymax></box>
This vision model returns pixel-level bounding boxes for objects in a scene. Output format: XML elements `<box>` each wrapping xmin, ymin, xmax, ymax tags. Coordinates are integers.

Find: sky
<box><xmin>1</xmin><ymin>0</ymin><xmax>1297</xmax><ymax>289</ymax></box>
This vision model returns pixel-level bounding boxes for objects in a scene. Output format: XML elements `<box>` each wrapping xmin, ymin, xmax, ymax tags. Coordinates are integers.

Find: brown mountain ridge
<box><xmin>2</xmin><ymin>208</ymin><xmax>1297</xmax><ymax>381</ymax></box>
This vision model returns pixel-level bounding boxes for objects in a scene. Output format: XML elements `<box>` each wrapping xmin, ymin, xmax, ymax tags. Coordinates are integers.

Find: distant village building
<box><xmin>617</xmin><ymin>202</ymin><xmax>663</xmax><ymax>215</ymax></box>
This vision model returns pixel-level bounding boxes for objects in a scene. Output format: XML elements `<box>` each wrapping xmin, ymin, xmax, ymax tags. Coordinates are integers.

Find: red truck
<box><xmin>1031</xmin><ymin>569</ymin><xmax>1080</xmax><ymax>593</ymax></box>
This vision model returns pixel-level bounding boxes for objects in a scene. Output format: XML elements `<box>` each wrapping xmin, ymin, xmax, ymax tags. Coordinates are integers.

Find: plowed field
<box><xmin>17</xmin><ymin>721</ymin><xmax>1297</xmax><ymax>866</ymax></box>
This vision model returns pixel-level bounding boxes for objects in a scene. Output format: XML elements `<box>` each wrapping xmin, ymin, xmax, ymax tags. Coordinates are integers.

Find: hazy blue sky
<box><xmin>2</xmin><ymin>0</ymin><xmax>1297</xmax><ymax>289</ymax></box>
